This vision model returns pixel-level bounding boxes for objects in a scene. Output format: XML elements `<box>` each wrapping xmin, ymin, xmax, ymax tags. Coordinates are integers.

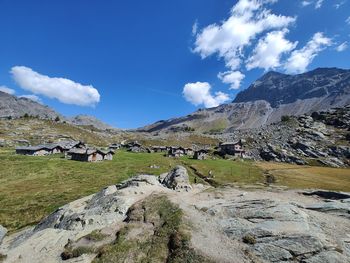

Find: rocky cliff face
<box><xmin>234</xmin><ymin>68</ymin><xmax>350</xmax><ymax>107</ymax></box>
<box><xmin>0</xmin><ymin>91</ymin><xmax>62</xmax><ymax>120</ymax></box>
<box><xmin>141</xmin><ymin>68</ymin><xmax>350</xmax><ymax>133</ymax></box>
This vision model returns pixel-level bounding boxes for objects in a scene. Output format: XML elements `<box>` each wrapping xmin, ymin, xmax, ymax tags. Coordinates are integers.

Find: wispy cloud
<box><xmin>0</xmin><ymin>85</ymin><xmax>15</xmax><ymax>95</ymax></box>
<box><xmin>19</xmin><ymin>94</ymin><xmax>43</xmax><ymax>104</ymax></box>
<box><xmin>336</xmin><ymin>41</ymin><xmax>348</xmax><ymax>52</ymax></box>
<box><xmin>11</xmin><ymin>66</ymin><xmax>100</xmax><ymax>107</ymax></box>
<box><xmin>315</xmin><ymin>0</ymin><xmax>324</xmax><ymax>9</ymax></box>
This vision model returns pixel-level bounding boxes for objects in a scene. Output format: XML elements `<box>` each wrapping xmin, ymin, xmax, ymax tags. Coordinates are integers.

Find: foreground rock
<box><xmin>1</xmin><ymin>168</ymin><xmax>350</xmax><ymax>263</ymax></box>
<box><xmin>0</xmin><ymin>225</ymin><xmax>7</xmax><ymax>245</ymax></box>
<box><xmin>161</xmin><ymin>165</ymin><xmax>192</xmax><ymax>191</ymax></box>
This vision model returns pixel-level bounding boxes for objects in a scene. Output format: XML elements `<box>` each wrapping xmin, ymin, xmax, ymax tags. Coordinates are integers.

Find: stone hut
<box><xmin>151</xmin><ymin>146</ymin><xmax>167</xmax><ymax>153</ymax></box>
<box><xmin>16</xmin><ymin>144</ymin><xmax>64</xmax><ymax>156</ymax></box>
<box><xmin>67</xmin><ymin>148</ymin><xmax>114</xmax><ymax>162</ymax></box>
<box><xmin>168</xmin><ymin>147</ymin><xmax>186</xmax><ymax>158</ymax></box>
<box><xmin>219</xmin><ymin>140</ymin><xmax>245</xmax><ymax>157</ymax></box>
<box><xmin>58</xmin><ymin>141</ymin><xmax>86</xmax><ymax>152</ymax></box>
<box><xmin>101</xmin><ymin>149</ymin><xmax>115</xmax><ymax>161</ymax></box>
<box><xmin>194</xmin><ymin>149</ymin><xmax>209</xmax><ymax>160</ymax></box>
<box><xmin>109</xmin><ymin>143</ymin><xmax>121</xmax><ymax>150</ymax></box>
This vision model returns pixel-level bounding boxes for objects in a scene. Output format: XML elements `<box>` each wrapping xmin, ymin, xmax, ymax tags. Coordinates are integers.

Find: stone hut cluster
<box><xmin>15</xmin><ymin>141</ymin><xmax>85</xmax><ymax>156</ymax></box>
<box><xmin>16</xmin><ymin>140</ymin><xmax>115</xmax><ymax>162</ymax></box>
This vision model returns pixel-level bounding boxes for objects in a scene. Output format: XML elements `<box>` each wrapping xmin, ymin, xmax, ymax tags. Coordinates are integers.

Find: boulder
<box><xmin>0</xmin><ymin>225</ymin><xmax>7</xmax><ymax>244</ymax></box>
<box><xmin>161</xmin><ymin>166</ymin><xmax>192</xmax><ymax>191</ymax></box>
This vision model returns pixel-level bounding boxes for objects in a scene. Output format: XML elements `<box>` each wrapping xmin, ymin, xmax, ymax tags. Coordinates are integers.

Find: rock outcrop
<box><xmin>161</xmin><ymin>165</ymin><xmax>192</xmax><ymax>191</ymax></box>
<box><xmin>1</xmin><ymin>169</ymin><xmax>350</xmax><ymax>263</ymax></box>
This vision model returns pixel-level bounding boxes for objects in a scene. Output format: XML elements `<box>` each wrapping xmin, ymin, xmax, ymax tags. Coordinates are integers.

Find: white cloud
<box><xmin>246</xmin><ymin>29</ymin><xmax>298</xmax><ymax>70</ymax></box>
<box><xmin>19</xmin><ymin>94</ymin><xmax>42</xmax><ymax>104</ymax></box>
<box><xmin>284</xmin><ymin>32</ymin><xmax>332</xmax><ymax>74</ymax></box>
<box><xmin>336</xmin><ymin>41</ymin><xmax>348</xmax><ymax>52</ymax></box>
<box><xmin>0</xmin><ymin>85</ymin><xmax>15</xmax><ymax>95</ymax></box>
<box><xmin>183</xmin><ymin>82</ymin><xmax>230</xmax><ymax>108</ymax></box>
<box><xmin>194</xmin><ymin>0</ymin><xmax>296</xmax><ymax>71</ymax></box>
<box><xmin>218</xmin><ymin>71</ymin><xmax>245</xmax><ymax>90</ymax></box>
<box><xmin>334</xmin><ymin>1</ymin><xmax>346</xmax><ymax>9</ymax></box>
<box><xmin>315</xmin><ymin>0</ymin><xmax>324</xmax><ymax>9</ymax></box>
<box><xmin>301</xmin><ymin>1</ymin><xmax>312</xmax><ymax>7</ymax></box>
<box><xmin>192</xmin><ymin>20</ymin><xmax>198</xmax><ymax>36</ymax></box>
<box><xmin>193</xmin><ymin>0</ymin><xmax>295</xmax><ymax>89</ymax></box>
<box><xmin>11</xmin><ymin>66</ymin><xmax>100</xmax><ymax>107</ymax></box>
<box><xmin>346</xmin><ymin>16</ymin><xmax>350</xmax><ymax>25</ymax></box>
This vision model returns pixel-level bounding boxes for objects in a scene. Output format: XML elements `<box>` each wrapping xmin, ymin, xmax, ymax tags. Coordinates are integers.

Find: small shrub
<box><xmin>242</xmin><ymin>234</ymin><xmax>256</xmax><ymax>245</ymax></box>
<box><xmin>55</xmin><ymin>116</ymin><xmax>60</xmax><ymax>122</ymax></box>
<box><xmin>83</xmin><ymin>230</ymin><xmax>108</xmax><ymax>242</ymax></box>
<box><xmin>0</xmin><ymin>253</ymin><xmax>7</xmax><ymax>262</ymax></box>
<box><xmin>281</xmin><ymin>115</ymin><xmax>291</xmax><ymax>122</ymax></box>
<box><xmin>345</xmin><ymin>133</ymin><xmax>350</xmax><ymax>142</ymax></box>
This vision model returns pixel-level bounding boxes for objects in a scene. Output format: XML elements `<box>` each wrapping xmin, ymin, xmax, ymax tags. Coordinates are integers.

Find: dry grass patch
<box><xmin>257</xmin><ymin>162</ymin><xmax>350</xmax><ymax>191</ymax></box>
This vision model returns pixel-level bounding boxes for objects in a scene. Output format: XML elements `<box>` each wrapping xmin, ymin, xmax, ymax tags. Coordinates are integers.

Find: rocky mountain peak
<box><xmin>233</xmin><ymin>67</ymin><xmax>350</xmax><ymax>107</ymax></box>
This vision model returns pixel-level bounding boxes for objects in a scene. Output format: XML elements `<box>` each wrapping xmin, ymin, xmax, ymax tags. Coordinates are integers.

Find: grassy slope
<box><xmin>1</xmin><ymin>147</ymin><xmax>349</xmax><ymax>233</ymax></box>
<box><xmin>0</xmin><ymin>118</ymin><xmax>118</xmax><ymax>146</ymax></box>
<box><xmin>0</xmin><ymin>149</ymin><xmax>262</xmax><ymax>232</ymax></box>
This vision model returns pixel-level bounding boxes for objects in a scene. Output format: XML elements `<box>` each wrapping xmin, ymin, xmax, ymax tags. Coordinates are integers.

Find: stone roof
<box><xmin>68</xmin><ymin>148</ymin><xmax>115</xmax><ymax>156</ymax></box>
<box><xmin>16</xmin><ymin>144</ymin><xmax>63</xmax><ymax>151</ymax></box>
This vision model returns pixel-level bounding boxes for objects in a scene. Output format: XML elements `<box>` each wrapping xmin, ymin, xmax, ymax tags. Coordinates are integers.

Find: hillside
<box><xmin>0</xmin><ymin>91</ymin><xmax>62</xmax><ymax>120</ymax></box>
<box><xmin>140</xmin><ymin>68</ymin><xmax>350</xmax><ymax>133</ymax></box>
<box><xmin>0</xmin><ymin>91</ymin><xmax>115</xmax><ymax>131</ymax></box>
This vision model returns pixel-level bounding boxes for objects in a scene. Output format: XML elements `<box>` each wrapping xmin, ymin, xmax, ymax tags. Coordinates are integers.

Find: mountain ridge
<box><xmin>140</xmin><ymin>67</ymin><xmax>350</xmax><ymax>133</ymax></box>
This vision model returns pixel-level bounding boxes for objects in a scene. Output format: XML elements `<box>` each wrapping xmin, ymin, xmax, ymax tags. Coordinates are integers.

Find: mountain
<box><xmin>140</xmin><ymin>68</ymin><xmax>350</xmax><ymax>133</ymax></box>
<box><xmin>0</xmin><ymin>91</ymin><xmax>62</xmax><ymax>119</ymax></box>
<box><xmin>68</xmin><ymin>114</ymin><xmax>116</xmax><ymax>130</ymax></box>
<box><xmin>0</xmin><ymin>91</ymin><xmax>116</xmax><ymax>131</ymax></box>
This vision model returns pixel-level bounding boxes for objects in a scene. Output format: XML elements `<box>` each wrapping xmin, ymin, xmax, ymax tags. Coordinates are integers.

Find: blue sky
<box><xmin>0</xmin><ymin>0</ymin><xmax>349</xmax><ymax>128</ymax></box>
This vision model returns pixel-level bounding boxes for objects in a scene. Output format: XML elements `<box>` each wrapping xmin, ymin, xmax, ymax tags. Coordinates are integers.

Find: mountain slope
<box><xmin>68</xmin><ymin>114</ymin><xmax>116</xmax><ymax>130</ymax></box>
<box><xmin>0</xmin><ymin>91</ymin><xmax>116</xmax><ymax>131</ymax></box>
<box><xmin>140</xmin><ymin>68</ymin><xmax>350</xmax><ymax>133</ymax></box>
<box><xmin>0</xmin><ymin>91</ymin><xmax>62</xmax><ymax>119</ymax></box>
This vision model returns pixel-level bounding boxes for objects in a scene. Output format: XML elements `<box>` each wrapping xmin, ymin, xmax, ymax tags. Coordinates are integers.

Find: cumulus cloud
<box><xmin>193</xmin><ymin>0</ymin><xmax>296</xmax><ymax>71</ymax></box>
<box><xmin>336</xmin><ymin>41</ymin><xmax>348</xmax><ymax>52</ymax></box>
<box><xmin>19</xmin><ymin>94</ymin><xmax>42</xmax><ymax>104</ymax></box>
<box><xmin>284</xmin><ymin>32</ymin><xmax>332</xmax><ymax>74</ymax></box>
<box><xmin>11</xmin><ymin>66</ymin><xmax>100</xmax><ymax>107</ymax></box>
<box><xmin>246</xmin><ymin>29</ymin><xmax>298</xmax><ymax>70</ymax></box>
<box><xmin>218</xmin><ymin>71</ymin><xmax>245</xmax><ymax>90</ymax></box>
<box><xmin>0</xmin><ymin>85</ymin><xmax>15</xmax><ymax>95</ymax></box>
<box><xmin>183</xmin><ymin>82</ymin><xmax>230</xmax><ymax>108</ymax></box>
<box><xmin>193</xmin><ymin>0</ymin><xmax>295</xmax><ymax>89</ymax></box>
